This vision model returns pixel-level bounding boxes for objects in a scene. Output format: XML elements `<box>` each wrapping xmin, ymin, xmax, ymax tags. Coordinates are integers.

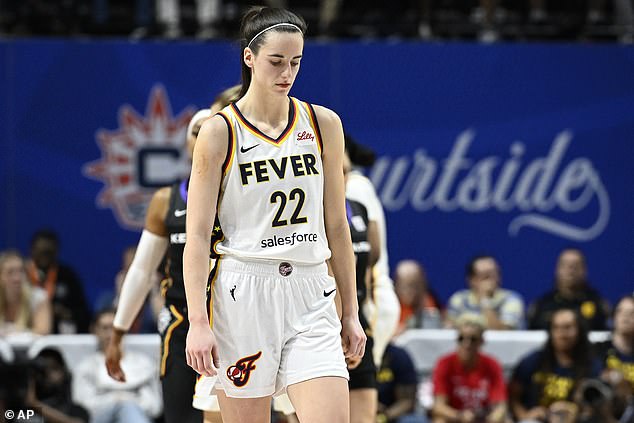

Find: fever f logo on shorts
<box><xmin>226</xmin><ymin>351</ymin><xmax>262</xmax><ymax>387</ymax></box>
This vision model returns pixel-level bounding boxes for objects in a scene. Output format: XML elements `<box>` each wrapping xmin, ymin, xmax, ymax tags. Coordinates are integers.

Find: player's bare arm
<box><xmin>183</xmin><ymin>115</ymin><xmax>228</xmax><ymax>377</ymax></box>
<box><xmin>106</xmin><ymin>186</ymin><xmax>171</xmax><ymax>382</ymax></box>
<box><xmin>315</xmin><ymin>104</ymin><xmax>367</xmax><ymax>360</ymax></box>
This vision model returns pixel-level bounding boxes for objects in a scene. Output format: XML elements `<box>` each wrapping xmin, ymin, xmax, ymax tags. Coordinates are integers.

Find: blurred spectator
<box><xmin>588</xmin><ymin>0</ymin><xmax>608</xmax><ymax>24</ymax></box>
<box><xmin>593</xmin><ymin>294</ymin><xmax>634</xmax><ymax>422</ymax></box>
<box><xmin>527</xmin><ymin>248</ymin><xmax>609</xmax><ymax>331</ymax></box>
<box><xmin>73</xmin><ymin>308</ymin><xmax>162</xmax><ymax>423</ymax></box>
<box><xmin>262</xmin><ymin>0</ymin><xmax>346</xmax><ymax>37</ymax></box>
<box><xmin>156</xmin><ymin>0</ymin><xmax>220</xmax><ymax>38</ymax></box>
<box><xmin>431</xmin><ymin>315</ymin><xmax>508</xmax><ymax>423</ymax></box>
<box><xmin>26</xmin><ymin>229</ymin><xmax>92</xmax><ymax>334</ymax></box>
<box><xmin>472</xmin><ymin>0</ymin><xmax>501</xmax><ymax>42</ymax></box>
<box><xmin>0</xmin><ymin>0</ymin><xmax>83</xmax><ymax>35</ymax></box>
<box><xmin>0</xmin><ymin>356</ymin><xmax>18</xmax><ymax>416</ymax></box>
<box><xmin>394</xmin><ymin>259</ymin><xmax>442</xmax><ymax>333</ymax></box>
<box><xmin>27</xmin><ymin>347</ymin><xmax>90</xmax><ymax>423</ymax></box>
<box><xmin>92</xmin><ymin>0</ymin><xmax>152</xmax><ymax>36</ymax></box>
<box><xmin>446</xmin><ymin>255</ymin><xmax>525</xmax><ymax>330</ymax></box>
<box><xmin>0</xmin><ymin>249</ymin><xmax>51</xmax><ymax>336</ymax></box>
<box><xmin>526</xmin><ymin>0</ymin><xmax>607</xmax><ymax>24</ymax></box>
<box><xmin>377</xmin><ymin>342</ymin><xmax>425</xmax><ymax>423</ymax></box>
<box><xmin>416</xmin><ymin>0</ymin><xmax>433</xmax><ymax>38</ymax></box>
<box><xmin>529</xmin><ymin>0</ymin><xmax>548</xmax><ymax>22</ymax></box>
<box><xmin>615</xmin><ymin>0</ymin><xmax>634</xmax><ymax>43</ymax></box>
<box><xmin>509</xmin><ymin>308</ymin><xmax>602</xmax><ymax>423</ymax></box>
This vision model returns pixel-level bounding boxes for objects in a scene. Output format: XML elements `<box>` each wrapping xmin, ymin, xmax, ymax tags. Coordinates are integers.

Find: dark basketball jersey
<box><xmin>162</xmin><ymin>180</ymin><xmax>225</xmax><ymax>304</ymax></box>
<box><xmin>162</xmin><ymin>181</ymin><xmax>188</xmax><ymax>304</ymax></box>
<box><xmin>347</xmin><ymin>198</ymin><xmax>377</xmax><ymax>389</ymax></box>
<box><xmin>347</xmin><ymin>199</ymin><xmax>371</xmax><ymax>305</ymax></box>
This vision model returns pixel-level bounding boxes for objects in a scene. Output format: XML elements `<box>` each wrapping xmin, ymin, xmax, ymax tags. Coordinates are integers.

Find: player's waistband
<box><xmin>218</xmin><ymin>255</ymin><xmax>328</xmax><ymax>278</ymax></box>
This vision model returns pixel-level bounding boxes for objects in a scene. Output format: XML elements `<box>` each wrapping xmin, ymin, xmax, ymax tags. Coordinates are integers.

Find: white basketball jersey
<box><xmin>214</xmin><ymin>97</ymin><xmax>331</xmax><ymax>264</ymax></box>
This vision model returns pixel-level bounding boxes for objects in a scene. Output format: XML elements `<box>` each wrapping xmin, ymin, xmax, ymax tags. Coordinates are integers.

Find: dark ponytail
<box><xmin>239</xmin><ymin>7</ymin><xmax>307</xmax><ymax>98</ymax></box>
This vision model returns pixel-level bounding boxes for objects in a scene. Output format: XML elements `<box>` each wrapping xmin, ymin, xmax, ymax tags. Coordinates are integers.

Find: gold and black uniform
<box><xmin>347</xmin><ymin>198</ymin><xmax>377</xmax><ymax>390</ymax></box>
<box><xmin>158</xmin><ymin>180</ymin><xmax>202</xmax><ymax>423</ymax></box>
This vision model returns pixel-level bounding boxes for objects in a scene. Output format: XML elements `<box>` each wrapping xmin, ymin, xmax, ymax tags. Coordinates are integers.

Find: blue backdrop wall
<box><xmin>1</xmin><ymin>39</ymin><xmax>633</xmax><ymax>309</ymax></box>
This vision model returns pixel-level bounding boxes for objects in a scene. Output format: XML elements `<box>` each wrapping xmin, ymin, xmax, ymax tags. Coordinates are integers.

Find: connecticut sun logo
<box><xmin>83</xmin><ymin>85</ymin><xmax>195</xmax><ymax>230</ymax></box>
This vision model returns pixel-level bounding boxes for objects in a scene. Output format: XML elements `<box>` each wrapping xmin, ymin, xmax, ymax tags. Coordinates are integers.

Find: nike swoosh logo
<box><xmin>240</xmin><ymin>144</ymin><xmax>259</xmax><ymax>153</ymax></box>
<box><xmin>323</xmin><ymin>288</ymin><xmax>336</xmax><ymax>297</ymax></box>
<box><xmin>174</xmin><ymin>209</ymin><xmax>186</xmax><ymax>217</ymax></box>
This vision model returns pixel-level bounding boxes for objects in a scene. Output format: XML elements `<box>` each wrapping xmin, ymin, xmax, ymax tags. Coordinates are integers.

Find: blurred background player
<box><xmin>344</xmin><ymin>134</ymin><xmax>401</xmax><ymax>367</ymax></box>
<box><xmin>105</xmin><ymin>85</ymin><xmax>241</xmax><ymax>423</ymax></box>
<box><xmin>344</xmin><ymin>154</ymin><xmax>381</xmax><ymax>423</ymax></box>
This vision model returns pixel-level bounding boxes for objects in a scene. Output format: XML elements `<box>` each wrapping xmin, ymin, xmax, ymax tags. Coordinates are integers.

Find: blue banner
<box><xmin>1</xmin><ymin>40</ymin><xmax>633</xmax><ymax>308</ymax></box>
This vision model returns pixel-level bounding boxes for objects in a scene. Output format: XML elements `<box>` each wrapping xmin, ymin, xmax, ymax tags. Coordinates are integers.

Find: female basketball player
<box><xmin>105</xmin><ymin>86</ymin><xmax>240</xmax><ymax>423</ymax></box>
<box><xmin>183</xmin><ymin>7</ymin><xmax>366</xmax><ymax>423</ymax></box>
<box><xmin>344</xmin><ymin>135</ymin><xmax>401</xmax><ymax>367</ymax></box>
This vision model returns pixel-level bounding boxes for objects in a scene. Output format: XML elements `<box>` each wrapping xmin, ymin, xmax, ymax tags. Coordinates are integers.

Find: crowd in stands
<box><xmin>0</xmin><ymin>226</ymin><xmax>632</xmax><ymax>422</ymax></box>
<box><xmin>1</xmin><ymin>0</ymin><xmax>633</xmax><ymax>42</ymax></box>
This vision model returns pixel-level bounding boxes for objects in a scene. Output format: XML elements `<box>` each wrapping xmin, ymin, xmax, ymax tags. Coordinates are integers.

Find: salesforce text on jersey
<box><xmin>260</xmin><ymin>232</ymin><xmax>319</xmax><ymax>248</ymax></box>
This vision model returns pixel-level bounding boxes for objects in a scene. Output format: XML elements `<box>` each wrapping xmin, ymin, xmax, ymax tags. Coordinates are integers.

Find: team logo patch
<box><xmin>279</xmin><ymin>262</ymin><xmax>293</xmax><ymax>276</ymax></box>
<box><xmin>226</xmin><ymin>351</ymin><xmax>262</xmax><ymax>387</ymax></box>
<box><xmin>83</xmin><ymin>85</ymin><xmax>195</xmax><ymax>230</ymax></box>
<box><xmin>295</xmin><ymin>130</ymin><xmax>315</xmax><ymax>146</ymax></box>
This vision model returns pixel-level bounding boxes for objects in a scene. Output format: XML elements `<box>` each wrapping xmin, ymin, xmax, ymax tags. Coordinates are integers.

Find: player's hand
<box><xmin>341</xmin><ymin>314</ymin><xmax>366</xmax><ymax>360</ymax></box>
<box><xmin>476</xmin><ymin>278</ymin><xmax>497</xmax><ymax>301</ymax></box>
<box><xmin>346</xmin><ymin>355</ymin><xmax>362</xmax><ymax>370</ymax></box>
<box><xmin>105</xmin><ymin>336</ymin><xmax>126</xmax><ymax>382</ymax></box>
<box><xmin>186</xmin><ymin>322</ymin><xmax>219</xmax><ymax>377</ymax></box>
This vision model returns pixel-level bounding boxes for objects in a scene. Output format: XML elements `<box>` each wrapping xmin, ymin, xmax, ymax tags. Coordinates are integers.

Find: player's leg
<box><xmin>349</xmin><ymin>319</ymin><xmax>378</xmax><ymax>423</ymax></box>
<box><xmin>160</xmin><ymin>308</ymin><xmax>203</xmax><ymax>423</ymax></box>
<box><xmin>203</xmin><ymin>410</ymin><xmax>223</xmax><ymax>423</ymax></box>
<box><xmin>281</xmin><ymin>268</ymin><xmax>350</xmax><ymax>422</ymax></box>
<box><xmin>216</xmin><ymin>390</ymin><xmax>272</xmax><ymax>423</ymax></box>
<box><xmin>287</xmin><ymin>376</ymin><xmax>350</xmax><ymax>423</ymax></box>
<box><xmin>350</xmin><ymin>388</ymin><xmax>378</xmax><ymax>423</ymax></box>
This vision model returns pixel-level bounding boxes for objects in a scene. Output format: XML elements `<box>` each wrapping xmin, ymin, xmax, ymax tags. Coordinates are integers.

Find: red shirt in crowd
<box><xmin>432</xmin><ymin>352</ymin><xmax>506</xmax><ymax>412</ymax></box>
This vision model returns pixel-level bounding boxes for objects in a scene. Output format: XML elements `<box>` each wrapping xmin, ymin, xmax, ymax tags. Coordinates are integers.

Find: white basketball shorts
<box><xmin>196</xmin><ymin>255</ymin><xmax>348</xmax><ymax>400</ymax></box>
